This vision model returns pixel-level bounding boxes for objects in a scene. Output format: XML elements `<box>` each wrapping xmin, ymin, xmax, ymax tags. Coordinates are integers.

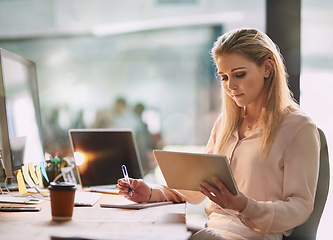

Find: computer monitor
<box><xmin>0</xmin><ymin>48</ymin><xmax>45</xmax><ymax>181</ymax></box>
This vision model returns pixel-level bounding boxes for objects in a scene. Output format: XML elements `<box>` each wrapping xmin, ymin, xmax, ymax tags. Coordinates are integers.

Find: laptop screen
<box><xmin>69</xmin><ymin>129</ymin><xmax>144</xmax><ymax>188</ymax></box>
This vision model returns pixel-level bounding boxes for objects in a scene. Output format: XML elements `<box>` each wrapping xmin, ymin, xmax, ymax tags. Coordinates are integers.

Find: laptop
<box><xmin>69</xmin><ymin>129</ymin><xmax>144</xmax><ymax>193</ymax></box>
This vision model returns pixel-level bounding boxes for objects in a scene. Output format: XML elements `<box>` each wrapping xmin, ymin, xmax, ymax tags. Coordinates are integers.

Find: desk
<box><xmin>0</xmin><ymin>193</ymin><xmax>190</xmax><ymax>240</ymax></box>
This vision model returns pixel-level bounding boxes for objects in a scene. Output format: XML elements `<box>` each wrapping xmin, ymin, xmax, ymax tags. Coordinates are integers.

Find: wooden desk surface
<box><xmin>0</xmin><ymin>192</ymin><xmax>190</xmax><ymax>240</ymax></box>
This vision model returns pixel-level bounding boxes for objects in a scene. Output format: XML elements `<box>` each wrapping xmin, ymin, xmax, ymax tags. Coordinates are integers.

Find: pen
<box><xmin>121</xmin><ymin>164</ymin><xmax>132</xmax><ymax>196</ymax></box>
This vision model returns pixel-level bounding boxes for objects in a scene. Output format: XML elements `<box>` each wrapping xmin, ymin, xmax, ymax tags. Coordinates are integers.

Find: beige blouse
<box><xmin>149</xmin><ymin>110</ymin><xmax>320</xmax><ymax>239</ymax></box>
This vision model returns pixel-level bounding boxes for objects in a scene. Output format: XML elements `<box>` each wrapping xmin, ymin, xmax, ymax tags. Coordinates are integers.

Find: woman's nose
<box><xmin>228</xmin><ymin>78</ymin><xmax>238</xmax><ymax>90</ymax></box>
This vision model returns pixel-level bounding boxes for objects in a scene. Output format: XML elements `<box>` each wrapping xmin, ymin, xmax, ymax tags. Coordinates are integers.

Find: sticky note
<box><xmin>35</xmin><ymin>164</ymin><xmax>44</xmax><ymax>188</ymax></box>
<box><xmin>14</xmin><ymin>170</ymin><xmax>27</xmax><ymax>195</ymax></box>
<box><xmin>22</xmin><ymin>164</ymin><xmax>36</xmax><ymax>188</ymax></box>
<box><xmin>40</xmin><ymin>162</ymin><xmax>49</xmax><ymax>183</ymax></box>
<box><xmin>28</xmin><ymin>162</ymin><xmax>39</xmax><ymax>185</ymax></box>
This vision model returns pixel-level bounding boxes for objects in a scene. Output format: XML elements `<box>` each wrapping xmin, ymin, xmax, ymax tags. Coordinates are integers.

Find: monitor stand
<box><xmin>0</xmin><ymin>181</ymin><xmax>18</xmax><ymax>191</ymax></box>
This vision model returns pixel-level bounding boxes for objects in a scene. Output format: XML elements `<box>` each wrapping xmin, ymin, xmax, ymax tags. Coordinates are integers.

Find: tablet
<box><xmin>153</xmin><ymin>150</ymin><xmax>239</xmax><ymax>195</ymax></box>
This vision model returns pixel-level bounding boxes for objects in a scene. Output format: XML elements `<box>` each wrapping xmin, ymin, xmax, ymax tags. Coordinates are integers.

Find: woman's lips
<box><xmin>232</xmin><ymin>93</ymin><xmax>244</xmax><ymax>98</ymax></box>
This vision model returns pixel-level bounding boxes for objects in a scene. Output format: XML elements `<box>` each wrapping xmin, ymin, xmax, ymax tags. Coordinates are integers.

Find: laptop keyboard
<box><xmin>89</xmin><ymin>184</ymin><xmax>117</xmax><ymax>190</ymax></box>
<box><xmin>74</xmin><ymin>191</ymin><xmax>103</xmax><ymax>206</ymax></box>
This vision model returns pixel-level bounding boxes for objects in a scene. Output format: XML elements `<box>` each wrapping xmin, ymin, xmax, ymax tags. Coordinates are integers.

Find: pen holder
<box><xmin>49</xmin><ymin>182</ymin><xmax>76</xmax><ymax>221</ymax></box>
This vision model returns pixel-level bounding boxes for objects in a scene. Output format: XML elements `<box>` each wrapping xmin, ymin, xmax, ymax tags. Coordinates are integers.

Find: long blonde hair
<box><xmin>211</xmin><ymin>28</ymin><xmax>298</xmax><ymax>156</ymax></box>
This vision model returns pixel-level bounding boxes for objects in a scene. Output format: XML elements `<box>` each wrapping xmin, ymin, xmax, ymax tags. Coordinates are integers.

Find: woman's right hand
<box><xmin>116</xmin><ymin>178</ymin><xmax>152</xmax><ymax>203</ymax></box>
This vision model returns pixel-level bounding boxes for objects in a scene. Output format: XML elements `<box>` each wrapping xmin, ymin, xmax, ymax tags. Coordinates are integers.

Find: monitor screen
<box><xmin>0</xmin><ymin>48</ymin><xmax>45</xmax><ymax>179</ymax></box>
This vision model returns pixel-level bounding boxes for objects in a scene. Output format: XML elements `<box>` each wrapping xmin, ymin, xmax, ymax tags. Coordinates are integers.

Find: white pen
<box><xmin>121</xmin><ymin>164</ymin><xmax>133</xmax><ymax>196</ymax></box>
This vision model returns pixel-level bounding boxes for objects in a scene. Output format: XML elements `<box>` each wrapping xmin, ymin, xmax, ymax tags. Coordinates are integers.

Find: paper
<box><xmin>28</xmin><ymin>162</ymin><xmax>39</xmax><ymax>185</ymax></box>
<box><xmin>14</xmin><ymin>169</ymin><xmax>27</xmax><ymax>195</ymax></box>
<box><xmin>35</xmin><ymin>164</ymin><xmax>44</xmax><ymax>188</ymax></box>
<box><xmin>22</xmin><ymin>164</ymin><xmax>36</xmax><ymax>188</ymax></box>
<box><xmin>0</xmin><ymin>195</ymin><xmax>44</xmax><ymax>204</ymax></box>
<box><xmin>61</xmin><ymin>166</ymin><xmax>76</xmax><ymax>184</ymax></box>
<box><xmin>100</xmin><ymin>201</ymin><xmax>173</xmax><ymax>209</ymax></box>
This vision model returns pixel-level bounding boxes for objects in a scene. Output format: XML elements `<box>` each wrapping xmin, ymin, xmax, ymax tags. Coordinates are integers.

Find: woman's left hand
<box><xmin>200</xmin><ymin>176</ymin><xmax>248</xmax><ymax>212</ymax></box>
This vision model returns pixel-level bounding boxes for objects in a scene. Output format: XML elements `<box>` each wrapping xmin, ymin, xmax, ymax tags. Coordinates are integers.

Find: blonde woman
<box><xmin>117</xmin><ymin>28</ymin><xmax>320</xmax><ymax>240</ymax></box>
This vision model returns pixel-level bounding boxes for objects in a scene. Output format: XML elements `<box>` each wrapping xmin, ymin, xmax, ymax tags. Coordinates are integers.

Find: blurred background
<box><xmin>0</xmin><ymin>0</ymin><xmax>332</xmax><ymax>238</ymax></box>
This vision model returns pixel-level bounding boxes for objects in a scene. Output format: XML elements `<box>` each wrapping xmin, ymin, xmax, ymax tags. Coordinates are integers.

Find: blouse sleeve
<box><xmin>148</xmin><ymin>185</ymin><xmax>206</xmax><ymax>204</ymax></box>
<box><xmin>236</xmin><ymin>123</ymin><xmax>320</xmax><ymax>233</ymax></box>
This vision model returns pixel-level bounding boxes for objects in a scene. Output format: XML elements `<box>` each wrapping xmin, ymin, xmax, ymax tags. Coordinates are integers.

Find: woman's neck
<box><xmin>243</xmin><ymin>105</ymin><xmax>262</xmax><ymax>123</ymax></box>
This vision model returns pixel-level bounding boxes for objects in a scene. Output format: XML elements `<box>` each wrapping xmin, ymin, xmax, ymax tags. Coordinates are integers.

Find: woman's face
<box><xmin>216</xmin><ymin>53</ymin><xmax>267</xmax><ymax>108</ymax></box>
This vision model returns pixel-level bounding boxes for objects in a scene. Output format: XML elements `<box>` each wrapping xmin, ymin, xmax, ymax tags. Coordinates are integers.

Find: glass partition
<box><xmin>0</xmin><ymin>1</ymin><xmax>265</xmax><ymax>165</ymax></box>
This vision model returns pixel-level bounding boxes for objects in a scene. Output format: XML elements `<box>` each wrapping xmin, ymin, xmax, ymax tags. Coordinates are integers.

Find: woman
<box><xmin>117</xmin><ymin>28</ymin><xmax>320</xmax><ymax>240</ymax></box>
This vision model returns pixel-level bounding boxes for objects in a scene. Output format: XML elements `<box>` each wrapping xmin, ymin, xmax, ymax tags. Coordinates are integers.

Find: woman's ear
<box><xmin>264</xmin><ymin>59</ymin><xmax>274</xmax><ymax>79</ymax></box>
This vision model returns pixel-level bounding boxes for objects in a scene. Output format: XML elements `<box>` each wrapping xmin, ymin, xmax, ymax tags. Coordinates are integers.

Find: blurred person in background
<box><xmin>94</xmin><ymin>97</ymin><xmax>157</xmax><ymax>175</ymax></box>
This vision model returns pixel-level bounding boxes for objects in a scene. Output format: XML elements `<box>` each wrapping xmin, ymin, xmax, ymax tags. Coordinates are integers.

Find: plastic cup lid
<box><xmin>48</xmin><ymin>182</ymin><xmax>76</xmax><ymax>191</ymax></box>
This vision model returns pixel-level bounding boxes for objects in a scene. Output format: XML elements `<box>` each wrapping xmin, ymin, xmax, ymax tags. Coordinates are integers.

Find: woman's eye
<box><xmin>220</xmin><ymin>76</ymin><xmax>228</xmax><ymax>81</ymax></box>
<box><xmin>236</xmin><ymin>73</ymin><xmax>245</xmax><ymax>78</ymax></box>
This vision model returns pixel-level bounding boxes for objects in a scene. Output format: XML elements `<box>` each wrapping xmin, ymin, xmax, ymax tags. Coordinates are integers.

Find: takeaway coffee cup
<box><xmin>49</xmin><ymin>182</ymin><xmax>76</xmax><ymax>221</ymax></box>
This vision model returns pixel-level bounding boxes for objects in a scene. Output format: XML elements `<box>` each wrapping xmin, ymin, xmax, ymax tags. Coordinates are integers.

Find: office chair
<box><xmin>283</xmin><ymin>128</ymin><xmax>330</xmax><ymax>240</ymax></box>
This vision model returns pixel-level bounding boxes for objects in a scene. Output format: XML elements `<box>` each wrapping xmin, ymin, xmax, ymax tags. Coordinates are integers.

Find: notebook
<box><xmin>100</xmin><ymin>200</ymin><xmax>173</xmax><ymax>210</ymax></box>
<box><xmin>69</xmin><ymin>129</ymin><xmax>144</xmax><ymax>193</ymax></box>
<box><xmin>153</xmin><ymin>150</ymin><xmax>239</xmax><ymax>195</ymax></box>
<box><xmin>74</xmin><ymin>191</ymin><xmax>103</xmax><ymax>206</ymax></box>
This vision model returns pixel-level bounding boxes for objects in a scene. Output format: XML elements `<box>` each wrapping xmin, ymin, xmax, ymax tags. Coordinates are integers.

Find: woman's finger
<box><xmin>212</xmin><ymin>176</ymin><xmax>228</xmax><ymax>193</ymax></box>
<box><xmin>200</xmin><ymin>183</ymin><xmax>226</xmax><ymax>208</ymax></box>
<box><xmin>130</xmin><ymin>179</ymin><xmax>139</xmax><ymax>190</ymax></box>
<box><xmin>201</xmin><ymin>181</ymin><xmax>220</xmax><ymax>197</ymax></box>
<box><xmin>200</xmin><ymin>182</ymin><xmax>218</xmax><ymax>200</ymax></box>
<box><xmin>117</xmin><ymin>178</ymin><xmax>128</xmax><ymax>186</ymax></box>
<box><xmin>117</xmin><ymin>178</ymin><xmax>132</xmax><ymax>195</ymax></box>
